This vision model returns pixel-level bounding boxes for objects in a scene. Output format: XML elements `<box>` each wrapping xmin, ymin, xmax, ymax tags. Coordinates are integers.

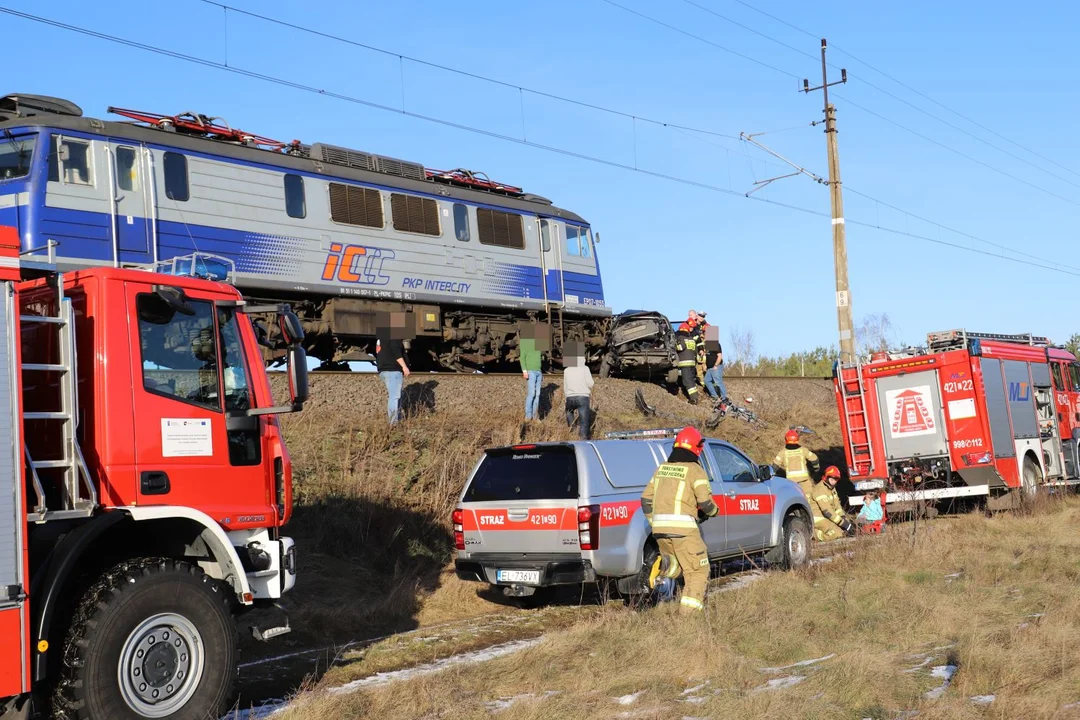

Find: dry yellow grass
<box><xmin>275</xmin><ymin>497</ymin><xmax>1080</xmax><ymax>720</ymax></box>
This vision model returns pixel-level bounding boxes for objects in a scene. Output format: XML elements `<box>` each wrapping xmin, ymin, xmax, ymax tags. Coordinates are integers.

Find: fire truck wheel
<box><xmin>1021</xmin><ymin>456</ymin><xmax>1042</xmax><ymax>500</ymax></box>
<box><xmin>765</xmin><ymin>513</ymin><xmax>811</xmax><ymax>570</ymax></box>
<box><xmin>53</xmin><ymin>558</ymin><xmax>237</xmax><ymax>720</ymax></box>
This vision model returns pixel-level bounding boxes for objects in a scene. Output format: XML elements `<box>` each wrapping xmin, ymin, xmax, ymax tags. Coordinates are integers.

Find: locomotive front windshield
<box><xmin>0</xmin><ymin>134</ymin><xmax>34</xmax><ymax>181</ymax></box>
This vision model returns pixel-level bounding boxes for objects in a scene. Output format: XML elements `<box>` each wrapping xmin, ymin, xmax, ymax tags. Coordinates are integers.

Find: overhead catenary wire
<box><xmin>724</xmin><ymin>0</ymin><xmax>1080</xmax><ymax>183</ymax></box>
<box><xmin>4</xmin><ymin>6</ymin><xmax>1080</xmax><ymax>281</ymax></box>
<box><xmin>621</xmin><ymin>0</ymin><xmax>1080</xmax><ymax>205</ymax></box>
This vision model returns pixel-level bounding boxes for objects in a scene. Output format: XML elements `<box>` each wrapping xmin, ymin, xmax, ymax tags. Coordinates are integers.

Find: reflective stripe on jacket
<box><xmin>641</xmin><ymin>461</ymin><xmax>717</xmax><ymax>536</ymax></box>
<box><xmin>774</xmin><ymin>446</ymin><xmax>818</xmax><ymax>479</ymax></box>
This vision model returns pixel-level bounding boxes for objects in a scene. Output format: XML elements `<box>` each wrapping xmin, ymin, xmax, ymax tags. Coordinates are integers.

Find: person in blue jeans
<box><xmin>376</xmin><ymin>312</ymin><xmax>411</xmax><ymax>424</ymax></box>
<box><xmin>519</xmin><ymin>324</ymin><xmax>548</xmax><ymax>421</ymax></box>
<box><xmin>703</xmin><ymin>328</ymin><xmax>727</xmax><ymax>401</ymax></box>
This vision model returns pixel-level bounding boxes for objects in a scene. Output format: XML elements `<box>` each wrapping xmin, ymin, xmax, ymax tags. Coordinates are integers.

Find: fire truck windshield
<box><xmin>0</xmin><ymin>133</ymin><xmax>34</xmax><ymax>180</ymax></box>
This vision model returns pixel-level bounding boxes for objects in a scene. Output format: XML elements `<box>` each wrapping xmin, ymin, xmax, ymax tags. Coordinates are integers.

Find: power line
<box><xmin>4</xmin><ymin>5</ymin><xmax>1079</xmax><ymax>281</ymax></box>
<box><xmin>196</xmin><ymin>0</ymin><xmax>742</xmax><ymax>142</ymax></box>
<box><xmin>728</xmin><ymin>0</ymin><xmax>1080</xmax><ymax>182</ymax></box>
<box><xmin>597</xmin><ymin>0</ymin><xmax>800</xmax><ymax>80</ymax></box>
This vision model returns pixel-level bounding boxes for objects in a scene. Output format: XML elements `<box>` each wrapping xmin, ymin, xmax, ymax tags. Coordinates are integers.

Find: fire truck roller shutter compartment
<box><xmin>875</xmin><ymin>370</ymin><xmax>949</xmax><ymax>460</ymax></box>
<box><xmin>981</xmin><ymin>359</ymin><xmax>1016</xmax><ymax>461</ymax></box>
<box><xmin>0</xmin><ymin>283</ymin><xmax>18</xmax><ymax>602</ymax></box>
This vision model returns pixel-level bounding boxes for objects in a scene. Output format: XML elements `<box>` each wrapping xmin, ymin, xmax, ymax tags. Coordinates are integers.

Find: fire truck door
<box><xmin>874</xmin><ymin>370</ymin><xmax>949</xmax><ymax>460</ymax></box>
<box><xmin>0</xmin><ymin>281</ymin><xmax>29</xmax><ymax>697</ymax></box>
<box><xmin>129</xmin><ymin>286</ymin><xmax>272</xmax><ymax>526</ymax></box>
<box><xmin>1031</xmin><ymin>364</ymin><xmax>1062</xmax><ymax>479</ymax></box>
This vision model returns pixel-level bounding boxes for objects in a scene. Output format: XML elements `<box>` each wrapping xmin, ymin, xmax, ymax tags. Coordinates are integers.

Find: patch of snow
<box><xmin>330</xmin><ymin>638</ymin><xmax>542</xmax><ymax>695</ymax></box>
<box><xmin>752</xmin><ymin>675</ymin><xmax>806</xmax><ymax>693</ymax></box>
<box><xmin>760</xmin><ymin>653</ymin><xmax>835</xmax><ymax>673</ymax></box>
<box><xmin>683</xmin><ymin>695</ymin><xmax>708</xmax><ymax>705</ymax></box>
<box><xmin>1027</xmin><ymin>613</ymin><xmax>1045</xmax><ymax>619</ymax></box>
<box><xmin>713</xmin><ymin>571</ymin><xmax>766</xmax><ymax>594</ymax></box>
<box><xmin>615</xmin><ymin>692</ymin><xmax>644</xmax><ymax>706</ymax></box>
<box><xmin>944</xmin><ymin>573</ymin><xmax>963</xmax><ymax>583</ymax></box>
<box><xmin>924</xmin><ymin>664</ymin><xmax>959</xmax><ymax>700</ymax></box>
<box><xmin>970</xmin><ymin>695</ymin><xmax>995</xmax><ymax>705</ymax></box>
<box><xmin>681</xmin><ymin>682</ymin><xmax>710</xmax><ymax>696</ymax></box>
<box><xmin>485</xmin><ymin>690</ymin><xmax>560</xmax><ymax>712</ymax></box>
<box><xmin>223</xmin><ymin>699</ymin><xmax>287</xmax><ymax>720</ymax></box>
<box><xmin>932</xmin><ymin>644</ymin><xmax>957</xmax><ymax>651</ymax></box>
<box><xmin>1063</xmin><ymin>700</ymin><xmax>1080</xmax><ymax>709</ymax></box>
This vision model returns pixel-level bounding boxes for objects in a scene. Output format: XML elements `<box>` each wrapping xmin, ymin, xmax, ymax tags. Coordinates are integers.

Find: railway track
<box><xmin>306</xmin><ymin>371</ymin><xmax>833</xmax><ymax>380</ymax></box>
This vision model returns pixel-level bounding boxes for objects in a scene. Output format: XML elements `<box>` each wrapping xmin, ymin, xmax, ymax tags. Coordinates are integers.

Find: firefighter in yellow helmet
<box><xmin>774</xmin><ymin>429</ymin><xmax>819</xmax><ymax>497</ymax></box>
<box><xmin>640</xmin><ymin>426</ymin><xmax>718</xmax><ymax>612</ymax></box>
<box><xmin>810</xmin><ymin>466</ymin><xmax>855</xmax><ymax>541</ymax></box>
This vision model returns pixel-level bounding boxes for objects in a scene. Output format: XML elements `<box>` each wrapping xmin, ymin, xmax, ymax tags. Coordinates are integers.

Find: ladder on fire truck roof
<box><xmin>21</xmin><ymin>276</ymin><xmax>97</xmax><ymax>522</ymax></box>
<box><xmin>837</xmin><ymin>359</ymin><xmax>874</xmax><ymax>477</ymax></box>
<box><xmin>926</xmin><ymin>329</ymin><xmax>1051</xmax><ymax>352</ymax></box>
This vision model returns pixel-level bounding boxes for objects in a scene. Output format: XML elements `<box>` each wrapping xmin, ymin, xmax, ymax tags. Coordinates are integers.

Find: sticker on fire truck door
<box><xmin>885</xmin><ymin>386</ymin><xmax>937</xmax><ymax>438</ymax></box>
<box><xmin>161</xmin><ymin>418</ymin><xmax>213</xmax><ymax>457</ymax></box>
<box><xmin>947</xmin><ymin>398</ymin><xmax>977</xmax><ymax>420</ymax></box>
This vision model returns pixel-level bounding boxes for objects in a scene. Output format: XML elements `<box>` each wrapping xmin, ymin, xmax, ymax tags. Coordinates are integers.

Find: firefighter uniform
<box><xmin>640</xmin><ymin>458</ymin><xmax>718</xmax><ymax>612</ymax></box>
<box><xmin>810</xmin><ymin>480</ymin><xmax>852</xmax><ymax>541</ymax></box>
<box><xmin>774</xmin><ymin>445</ymin><xmax>819</xmax><ymax>496</ymax></box>
<box><xmin>675</xmin><ymin>330</ymin><xmax>700</xmax><ymax>404</ymax></box>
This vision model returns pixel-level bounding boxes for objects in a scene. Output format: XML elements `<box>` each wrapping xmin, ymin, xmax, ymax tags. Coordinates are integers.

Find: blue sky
<box><xmin>9</xmin><ymin>0</ymin><xmax>1080</xmax><ymax>357</ymax></box>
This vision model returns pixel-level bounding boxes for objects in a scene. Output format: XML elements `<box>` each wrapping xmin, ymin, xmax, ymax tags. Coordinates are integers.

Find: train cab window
<box><xmin>163</xmin><ymin>152</ymin><xmax>189</xmax><ymax>202</ymax></box>
<box><xmin>565</xmin><ymin>224</ymin><xmax>580</xmax><ymax>256</ymax></box>
<box><xmin>284</xmin><ymin>174</ymin><xmax>306</xmax><ymax>219</ymax></box>
<box><xmin>453</xmin><ymin>203</ymin><xmax>470</xmax><ymax>241</ymax></box>
<box><xmin>115</xmin><ymin>146</ymin><xmax>139</xmax><ymax>192</ymax></box>
<box><xmin>477</xmin><ymin>208</ymin><xmax>525</xmax><ymax>250</ymax></box>
<box><xmin>59</xmin><ymin>139</ymin><xmax>93</xmax><ymax>186</ymax></box>
<box><xmin>390</xmin><ymin>193</ymin><xmax>440</xmax><ymax>236</ymax></box>
<box><xmin>0</xmin><ymin>134</ymin><xmax>34</xmax><ymax>181</ymax></box>
<box><xmin>1071</xmin><ymin>364</ymin><xmax>1080</xmax><ymax>392</ymax></box>
<box><xmin>580</xmin><ymin>228</ymin><xmax>592</xmax><ymax>258</ymax></box>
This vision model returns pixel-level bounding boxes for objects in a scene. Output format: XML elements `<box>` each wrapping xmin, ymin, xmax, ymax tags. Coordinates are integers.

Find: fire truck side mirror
<box><xmin>152</xmin><ymin>284</ymin><xmax>196</xmax><ymax>316</ymax></box>
<box><xmin>287</xmin><ymin>344</ymin><xmax>309</xmax><ymax>409</ymax></box>
<box><xmin>278</xmin><ymin>307</ymin><xmax>304</xmax><ymax>347</ymax></box>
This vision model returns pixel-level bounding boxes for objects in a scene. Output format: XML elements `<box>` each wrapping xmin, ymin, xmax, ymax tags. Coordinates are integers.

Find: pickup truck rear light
<box><xmin>452</xmin><ymin>509</ymin><xmax>465</xmax><ymax>550</ymax></box>
<box><xmin>962</xmin><ymin>451</ymin><xmax>993</xmax><ymax>466</ymax></box>
<box><xmin>578</xmin><ymin>504</ymin><xmax>600</xmax><ymax>550</ymax></box>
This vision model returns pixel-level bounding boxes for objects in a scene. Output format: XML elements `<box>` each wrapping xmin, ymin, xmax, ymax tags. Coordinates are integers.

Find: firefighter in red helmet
<box><xmin>810</xmin><ymin>466</ymin><xmax>854</xmax><ymax>541</ymax></box>
<box><xmin>774</xmin><ymin>428</ymin><xmax>819</xmax><ymax>498</ymax></box>
<box><xmin>640</xmin><ymin>426</ymin><xmax>718</xmax><ymax>613</ymax></box>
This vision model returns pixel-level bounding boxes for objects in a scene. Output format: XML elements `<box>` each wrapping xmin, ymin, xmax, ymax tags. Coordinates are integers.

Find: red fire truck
<box><xmin>835</xmin><ymin>330</ymin><xmax>1080</xmax><ymax>511</ymax></box>
<box><xmin>0</xmin><ymin>231</ymin><xmax>307</xmax><ymax>719</ymax></box>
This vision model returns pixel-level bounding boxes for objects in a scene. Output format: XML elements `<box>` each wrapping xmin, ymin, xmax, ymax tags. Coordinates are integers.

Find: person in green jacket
<box><xmin>519</xmin><ymin>324</ymin><xmax>548</xmax><ymax>420</ymax></box>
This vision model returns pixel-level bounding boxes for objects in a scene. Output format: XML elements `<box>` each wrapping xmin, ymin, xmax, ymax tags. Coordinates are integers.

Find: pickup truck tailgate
<box><xmin>459</xmin><ymin>445</ymin><xmax>580</xmax><ymax>555</ymax></box>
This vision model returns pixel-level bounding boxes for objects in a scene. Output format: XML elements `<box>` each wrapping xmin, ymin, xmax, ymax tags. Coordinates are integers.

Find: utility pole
<box><xmin>802</xmin><ymin>39</ymin><xmax>854</xmax><ymax>365</ymax></box>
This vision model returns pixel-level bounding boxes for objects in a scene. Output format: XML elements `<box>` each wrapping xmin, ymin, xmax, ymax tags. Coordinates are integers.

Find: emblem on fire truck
<box><xmin>886</xmin><ymin>386</ymin><xmax>937</xmax><ymax>438</ymax></box>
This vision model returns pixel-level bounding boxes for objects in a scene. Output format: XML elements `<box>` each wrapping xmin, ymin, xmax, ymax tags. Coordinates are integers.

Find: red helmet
<box><xmin>785</xmin><ymin>429</ymin><xmax>800</xmax><ymax>445</ymax></box>
<box><xmin>824</xmin><ymin>466</ymin><xmax>841</xmax><ymax>480</ymax></box>
<box><xmin>674</xmin><ymin>426</ymin><xmax>705</xmax><ymax>455</ymax></box>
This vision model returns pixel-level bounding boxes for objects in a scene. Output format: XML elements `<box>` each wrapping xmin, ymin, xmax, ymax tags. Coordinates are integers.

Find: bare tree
<box><xmin>856</xmin><ymin>313</ymin><xmax>897</xmax><ymax>356</ymax></box>
<box><xmin>729</xmin><ymin>326</ymin><xmax>757</xmax><ymax>376</ymax></box>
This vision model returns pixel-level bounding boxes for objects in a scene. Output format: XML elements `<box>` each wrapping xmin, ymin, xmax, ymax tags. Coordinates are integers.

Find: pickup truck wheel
<box><xmin>765</xmin><ymin>514</ymin><xmax>811</xmax><ymax>570</ymax></box>
<box><xmin>52</xmin><ymin>558</ymin><xmax>237</xmax><ymax>720</ymax></box>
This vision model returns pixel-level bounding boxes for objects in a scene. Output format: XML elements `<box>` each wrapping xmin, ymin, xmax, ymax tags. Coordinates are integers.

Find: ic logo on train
<box><xmin>321</xmin><ymin>242</ymin><xmax>395</xmax><ymax>285</ymax></box>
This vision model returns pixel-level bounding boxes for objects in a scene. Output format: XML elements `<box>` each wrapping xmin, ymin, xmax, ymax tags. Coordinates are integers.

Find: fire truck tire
<box><xmin>52</xmin><ymin>558</ymin><xmax>237</xmax><ymax>720</ymax></box>
<box><xmin>764</xmin><ymin>513</ymin><xmax>811</xmax><ymax>570</ymax></box>
<box><xmin>1021</xmin><ymin>455</ymin><xmax>1042</xmax><ymax>500</ymax></box>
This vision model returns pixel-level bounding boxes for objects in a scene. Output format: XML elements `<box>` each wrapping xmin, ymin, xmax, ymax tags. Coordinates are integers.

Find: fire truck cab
<box><xmin>835</xmin><ymin>329</ymin><xmax>1080</xmax><ymax>510</ymax></box>
<box><xmin>0</xmin><ymin>232</ymin><xmax>307</xmax><ymax>719</ymax></box>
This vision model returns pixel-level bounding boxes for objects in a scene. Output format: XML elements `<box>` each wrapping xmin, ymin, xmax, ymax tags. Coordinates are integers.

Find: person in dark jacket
<box><xmin>375</xmin><ymin>311</ymin><xmax>411</xmax><ymax>424</ymax></box>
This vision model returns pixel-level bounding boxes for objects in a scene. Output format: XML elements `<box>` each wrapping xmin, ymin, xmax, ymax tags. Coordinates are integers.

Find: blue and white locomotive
<box><xmin>0</xmin><ymin>93</ymin><xmax>609</xmax><ymax>369</ymax></box>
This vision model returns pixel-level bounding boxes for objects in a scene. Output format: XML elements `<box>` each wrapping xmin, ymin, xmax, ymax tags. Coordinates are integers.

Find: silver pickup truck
<box><xmin>453</xmin><ymin>429</ymin><xmax>813</xmax><ymax>601</ymax></box>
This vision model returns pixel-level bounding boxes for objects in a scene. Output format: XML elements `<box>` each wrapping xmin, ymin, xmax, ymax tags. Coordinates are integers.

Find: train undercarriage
<box><xmin>246</xmin><ymin>293</ymin><xmax>610</xmax><ymax>372</ymax></box>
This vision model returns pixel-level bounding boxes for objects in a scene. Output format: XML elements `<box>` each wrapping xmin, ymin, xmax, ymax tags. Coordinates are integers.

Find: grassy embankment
<box><xmin>278</xmin><ymin>496</ymin><xmax>1080</xmax><ymax>719</ymax></box>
